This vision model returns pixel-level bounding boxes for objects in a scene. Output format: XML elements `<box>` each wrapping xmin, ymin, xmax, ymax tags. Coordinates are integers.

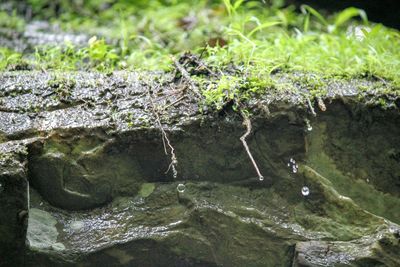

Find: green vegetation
<box><xmin>0</xmin><ymin>48</ymin><xmax>26</xmax><ymax>70</ymax></box>
<box><xmin>0</xmin><ymin>10</ymin><xmax>25</xmax><ymax>31</ymax></box>
<box><xmin>0</xmin><ymin>0</ymin><xmax>399</xmax><ymax>107</ymax></box>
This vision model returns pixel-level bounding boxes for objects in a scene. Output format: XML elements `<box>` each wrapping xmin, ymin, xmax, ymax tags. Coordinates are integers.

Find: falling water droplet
<box><xmin>177</xmin><ymin>183</ymin><xmax>186</xmax><ymax>193</ymax></box>
<box><xmin>305</xmin><ymin>119</ymin><xmax>312</xmax><ymax>132</ymax></box>
<box><xmin>259</xmin><ymin>176</ymin><xmax>264</xmax><ymax>181</ymax></box>
<box><xmin>301</xmin><ymin>186</ymin><xmax>310</xmax><ymax>196</ymax></box>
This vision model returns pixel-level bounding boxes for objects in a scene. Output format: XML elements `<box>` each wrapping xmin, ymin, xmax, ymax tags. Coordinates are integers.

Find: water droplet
<box><xmin>287</xmin><ymin>163</ymin><xmax>290</xmax><ymax>167</ymax></box>
<box><xmin>259</xmin><ymin>176</ymin><xmax>264</xmax><ymax>181</ymax></box>
<box><xmin>177</xmin><ymin>183</ymin><xmax>186</xmax><ymax>193</ymax></box>
<box><xmin>292</xmin><ymin>167</ymin><xmax>298</xmax><ymax>173</ymax></box>
<box><xmin>290</xmin><ymin>158</ymin><xmax>295</xmax><ymax>163</ymax></box>
<box><xmin>301</xmin><ymin>186</ymin><xmax>310</xmax><ymax>196</ymax></box>
<box><xmin>0</xmin><ymin>183</ymin><xmax>3</xmax><ymax>193</ymax></box>
<box><xmin>305</xmin><ymin>119</ymin><xmax>312</xmax><ymax>132</ymax></box>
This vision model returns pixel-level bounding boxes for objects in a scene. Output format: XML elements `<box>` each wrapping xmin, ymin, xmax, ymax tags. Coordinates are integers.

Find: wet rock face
<box><xmin>293</xmin><ymin>224</ymin><xmax>400</xmax><ymax>267</ymax></box>
<box><xmin>0</xmin><ymin>141</ymin><xmax>29</xmax><ymax>267</ymax></box>
<box><xmin>0</xmin><ymin>72</ymin><xmax>400</xmax><ymax>266</ymax></box>
<box><xmin>323</xmin><ymin>104</ymin><xmax>400</xmax><ymax>197</ymax></box>
<box><xmin>26</xmin><ymin>115</ymin><xmax>305</xmax><ymax>211</ymax></box>
<box><xmin>306</xmin><ymin>102</ymin><xmax>400</xmax><ymax>224</ymax></box>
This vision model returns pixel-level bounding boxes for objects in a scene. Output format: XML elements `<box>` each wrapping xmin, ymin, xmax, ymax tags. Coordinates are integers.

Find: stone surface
<box><xmin>293</xmin><ymin>226</ymin><xmax>400</xmax><ymax>266</ymax></box>
<box><xmin>26</xmin><ymin>208</ymin><xmax>60</xmax><ymax>250</ymax></box>
<box><xmin>0</xmin><ymin>71</ymin><xmax>399</xmax><ymax>266</ymax></box>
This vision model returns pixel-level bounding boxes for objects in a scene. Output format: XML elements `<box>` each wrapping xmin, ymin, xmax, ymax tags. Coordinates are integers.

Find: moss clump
<box><xmin>138</xmin><ymin>183</ymin><xmax>156</xmax><ymax>198</ymax></box>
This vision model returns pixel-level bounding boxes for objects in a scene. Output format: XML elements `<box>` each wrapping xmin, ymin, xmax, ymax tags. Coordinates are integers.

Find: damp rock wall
<box><xmin>0</xmin><ymin>71</ymin><xmax>399</xmax><ymax>266</ymax></box>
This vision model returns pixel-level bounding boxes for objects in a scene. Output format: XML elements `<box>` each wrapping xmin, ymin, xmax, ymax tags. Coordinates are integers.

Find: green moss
<box><xmin>1</xmin><ymin>0</ymin><xmax>399</xmax><ymax>100</ymax></box>
<box><xmin>70</xmin><ymin>138</ymin><xmax>100</xmax><ymax>156</ymax></box>
<box><xmin>138</xmin><ymin>183</ymin><xmax>156</xmax><ymax>198</ymax></box>
<box><xmin>43</xmin><ymin>139</ymin><xmax>70</xmax><ymax>155</ymax></box>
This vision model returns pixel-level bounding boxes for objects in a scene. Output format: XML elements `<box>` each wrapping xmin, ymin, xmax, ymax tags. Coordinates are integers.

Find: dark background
<box><xmin>289</xmin><ymin>0</ymin><xmax>400</xmax><ymax>29</ymax></box>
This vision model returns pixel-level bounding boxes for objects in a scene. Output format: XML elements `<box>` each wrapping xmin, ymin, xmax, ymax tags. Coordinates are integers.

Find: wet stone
<box><xmin>0</xmin><ymin>71</ymin><xmax>399</xmax><ymax>266</ymax></box>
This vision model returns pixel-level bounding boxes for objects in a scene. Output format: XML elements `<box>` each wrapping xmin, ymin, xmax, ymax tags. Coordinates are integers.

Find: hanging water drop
<box><xmin>292</xmin><ymin>167</ymin><xmax>298</xmax><ymax>173</ymax></box>
<box><xmin>259</xmin><ymin>176</ymin><xmax>264</xmax><ymax>181</ymax></box>
<box><xmin>301</xmin><ymin>186</ymin><xmax>310</xmax><ymax>196</ymax></box>
<box><xmin>305</xmin><ymin>119</ymin><xmax>312</xmax><ymax>132</ymax></box>
<box><xmin>177</xmin><ymin>183</ymin><xmax>186</xmax><ymax>193</ymax></box>
<box><xmin>172</xmin><ymin>167</ymin><xmax>178</xmax><ymax>179</ymax></box>
<box><xmin>290</xmin><ymin>158</ymin><xmax>295</xmax><ymax>164</ymax></box>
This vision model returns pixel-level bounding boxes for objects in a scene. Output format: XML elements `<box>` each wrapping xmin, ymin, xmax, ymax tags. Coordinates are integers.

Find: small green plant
<box><xmin>222</xmin><ymin>0</ymin><xmax>245</xmax><ymax>17</ymax></box>
<box><xmin>47</xmin><ymin>75</ymin><xmax>76</xmax><ymax>101</ymax></box>
<box><xmin>301</xmin><ymin>5</ymin><xmax>368</xmax><ymax>33</ymax></box>
<box><xmin>203</xmin><ymin>75</ymin><xmax>240</xmax><ymax>110</ymax></box>
<box><xmin>0</xmin><ymin>48</ymin><xmax>26</xmax><ymax>70</ymax></box>
<box><xmin>86</xmin><ymin>36</ymin><xmax>119</xmax><ymax>70</ymax></box>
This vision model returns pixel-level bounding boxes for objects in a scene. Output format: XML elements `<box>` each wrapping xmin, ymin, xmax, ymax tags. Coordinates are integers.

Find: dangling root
<box><xmin>306</xmin><ymin>97</ymin><xmax>317</xmax><ymax>117</ymax></box>
<box><xmin>240</xmin><ymin>112</ymin><xmax>264</xmax><ymax>180</ymax></box>
<box><xmin>147</xmin><ymin>85</ymin><xmax>178</xmax><ymax>178</ymax></box>
<box><xmin>317</xmin><ymin>97</ymin><xmax>326</xmax><ymax>112</ymax></box>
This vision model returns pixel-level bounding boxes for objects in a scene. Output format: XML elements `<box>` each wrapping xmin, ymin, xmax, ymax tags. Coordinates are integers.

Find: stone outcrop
<box><xmin>0</xmin><ymin>71</ymin><xmax>399</xmax><ymax>266</ymax></box>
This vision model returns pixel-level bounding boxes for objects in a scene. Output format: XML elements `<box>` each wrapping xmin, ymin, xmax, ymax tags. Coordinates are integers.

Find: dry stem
<box><xmin>171</xmin><ymin>56</ymin><xmax>202</xmax><ymax>98</ymax></box>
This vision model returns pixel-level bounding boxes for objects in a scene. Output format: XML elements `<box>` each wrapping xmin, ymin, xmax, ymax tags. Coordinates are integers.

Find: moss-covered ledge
<box><xmin>0</xmin><ymin>70</ymin><xmax>399</xmax><ymax>266</ymax></box>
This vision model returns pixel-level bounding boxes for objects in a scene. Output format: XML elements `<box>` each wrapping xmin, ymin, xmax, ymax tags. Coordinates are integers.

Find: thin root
<box><xmin>306</xmin><ymin>97</ymin><xmax>317</xmax><ymax>117</ymax></box>
<box><xmin>240</xmin><ymin>112</ymin><xmax>264</xmax><ymax>180</ymax></box>
<box><xmin>147</xmin><ymin>84</ymin><xmax>178</xmax><ymax>178</ymax></box>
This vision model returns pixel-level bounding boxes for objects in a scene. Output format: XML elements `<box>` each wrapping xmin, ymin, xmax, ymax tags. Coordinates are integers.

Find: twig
<box><xmin>147</xmin><ymin>85</ymin><xmax>178</xmax><ymax>178</ymax></box>
<box><xmin>171</xmin><ymin>56</ymin><xmax>202</xmax><ymax>98</ymax></box>
<box><xmin>162</xmin><ymin>95</ymin><xmax>187</xmax><ymax>110</ymax></box>
<box><xmin>306</xmin><ymin>97</ymin><xmax>317</xmax><ymax>117</ymax></box>
<box><xmin>239</xmin><ymin>112</ymin><xmax>264</xmax><ymax>181</ymax></box>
